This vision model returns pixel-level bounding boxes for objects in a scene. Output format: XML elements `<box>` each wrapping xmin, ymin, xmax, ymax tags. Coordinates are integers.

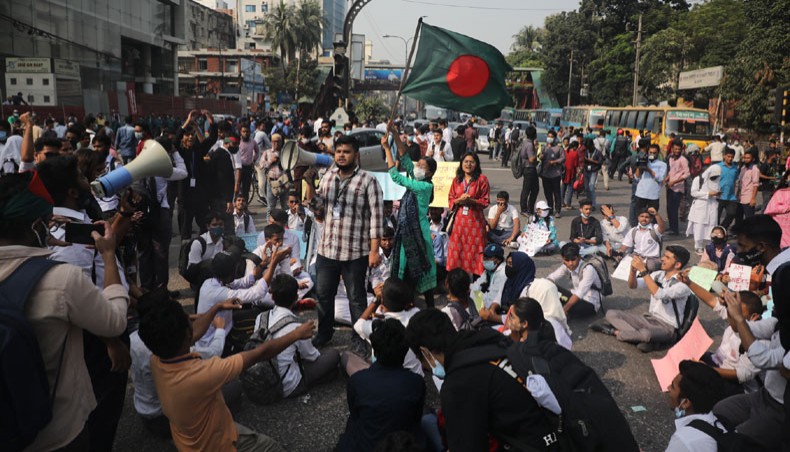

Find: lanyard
<box><xmin>334</xmin><ymin>167</ymin><xmax>359</xmax><ymax>206</ymax></box>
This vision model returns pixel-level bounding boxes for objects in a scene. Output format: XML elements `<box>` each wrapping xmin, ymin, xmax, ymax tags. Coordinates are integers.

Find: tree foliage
<box><xmin>264</xmin><ymin>56</ymin><xmax>320</xmax><ymax>101</ymax></box>
<box><xmin>263</xmin><ymin>0</ymin><xmax>324</xmax><ymax>68</ymax></box>
<box><xmin>353</xmin><ymin>96</ymin><xmax>389</xmax><ymax>122</ymax></box>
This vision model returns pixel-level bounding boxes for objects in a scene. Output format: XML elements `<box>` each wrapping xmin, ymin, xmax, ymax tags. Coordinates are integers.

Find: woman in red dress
<box><xmin>446</xmin><ymin>152</ymin><xmax>490</xmax><ymax>276</ymax></box>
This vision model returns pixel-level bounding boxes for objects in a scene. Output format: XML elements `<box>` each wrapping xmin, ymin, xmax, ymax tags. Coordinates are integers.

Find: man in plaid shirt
<box><xmin>304</xmin><ymin>134</ymin><xmax>384</xmax><ymax>353</ymax></box>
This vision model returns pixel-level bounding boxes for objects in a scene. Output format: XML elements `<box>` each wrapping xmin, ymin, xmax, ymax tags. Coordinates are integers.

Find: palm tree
<box><xmin>263</xmin><ymin>1</ymin><xmax>298</xmax><ymax>70</ymax></box>
<box><xmin>294</xmin><ymin>0</ymin><xmax>325</xmax><ymax>59</ymax></box>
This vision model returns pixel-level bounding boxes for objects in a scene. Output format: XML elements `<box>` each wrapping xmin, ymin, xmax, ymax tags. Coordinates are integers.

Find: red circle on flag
<box><xmin>446</xmin><ymin>55</ymin><xmax>490</xmax><ymax>98</ymax></box>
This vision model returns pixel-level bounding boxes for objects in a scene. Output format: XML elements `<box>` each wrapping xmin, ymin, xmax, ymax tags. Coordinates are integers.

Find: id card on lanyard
<box><xmin>462</xmin><ymin>179</ymin><xmax>472</xmax><ymax>216</ymax></box>
<box><xmin>333</xmin><ymin>169</ymin><xmax>358</xmax><ymax>220</ymax></box>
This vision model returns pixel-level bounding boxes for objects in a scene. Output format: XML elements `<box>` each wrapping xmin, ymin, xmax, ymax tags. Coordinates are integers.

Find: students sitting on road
<box><xmin>255</xmin><ymin>274</ymin><xmax>339</xmax><ymax>398</ymax></box>
<box><xmin>442</xmin><ymin>268</ymin><xmax>481</xmax><ymax>331</ymax></box>
<box><xmin>699</xmin><ymin>226</ymin><xmax>735</xmax><ymax>273</ymax></box>
<box><xmin>232</xmin><ymin>195</ymin><xmax>256</xmax><ymax>235</ymax></box>
<box><xmin>521</xmin><ymin>200</ymin><xmax>559</xmax><ymax>255</ymax></box>
<box><xmin>471</xmin><ymin>243</ymin><xmax>506</xmax><ymax>310</ymax></box>
<box><xmin>591</xmin><ymin>246</ymin><xmax>693</xmax><ymax>353</ymax></box>
<box><xmin>507</xmin><ymin>297</ymin><xmax>573</xmax><ymax>351</ymax></box>
<box><xmin>129</xmin><ymin>288</ymin><xmax>243</xmax><ymax>439</ymax></box>
<box><xmin>253</xmin><ymin>224</ymin><xmax>313</xmax><ymax>301</ymax></box>
<box><xmin>566</xmin><ymin>199</ymin><xmax>605</xmax><ymax>256</ymax></box>
<box><xmin>344</xmin><ymin>277</ymin><xmax>423</xmax><ymax>377</ymax></box>
<box><xmin>486</xmin><ymin>190</ymin><xmax>520</xmax><ymax>247</ymax></box>
<box><xmin>546</xmin><ymin>243</ymin><xmax>602</xmax><ymax>319</ymax></box>
<box><xmin>138</xmin><ymin>292</ymin><xmax>314</xmax><ymax>452</ymax></box>
<box><xmin>184</xmin><ymin>211</ymin><xmax>227</xmax><ymax>295</ymax></box>
<box><xmin>599</xmin><ymin>204</ymin><xmax>630</xmax><ymax>260</ymax></box>
<box><xmin>619</xmin><ymin>207</ymin><xmax>665</xmax><ymax>272</ymax></box>
<box><xmin>677</xmin><ymin>276</ymin><xmax>767</xmax><ymax>395</ymax></box>
<box><xmin>665</xmin><ymin>360</ymin><xmax>729</xmax><ymax>452</ymax></box>
<box><xmin>336</xmin><ymin>319</ymin><xmax>425</xmax><ymax>452</ymax></box>
<box><xmin>478</xmin><ymin>251</ymin><xmax>535</xmax><ymax>325</ymax></box>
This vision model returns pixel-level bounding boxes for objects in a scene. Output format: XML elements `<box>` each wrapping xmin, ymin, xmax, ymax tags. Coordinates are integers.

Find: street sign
<box><xmin>678</xmin><ymin>66</ymin><xmax>723</xmax><ymax>90</ymax></box>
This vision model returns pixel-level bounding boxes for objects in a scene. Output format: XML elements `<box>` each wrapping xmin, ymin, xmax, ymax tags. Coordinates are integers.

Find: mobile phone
<box><xmin>64</xmin><ymin>223</ymin><xmax>105</xmax><ymax>245</ymax></box>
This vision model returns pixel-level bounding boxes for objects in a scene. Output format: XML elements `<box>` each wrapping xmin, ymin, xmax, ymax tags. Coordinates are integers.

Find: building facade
<box><xmin>183</xmin><ymin>2</ymin><xmax>236</xmax><ymax>51</ymax></box>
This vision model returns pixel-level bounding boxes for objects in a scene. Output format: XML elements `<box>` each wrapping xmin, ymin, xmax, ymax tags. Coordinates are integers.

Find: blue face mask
<box><xmin>423</xmin><ymin>350</ymin><xmax>445</xmax><ymax>379</ymax></box>
<box><xmin>673</xmin><ymin>406</ymin><xmax>686</xmax><ymax>419</ymax></box>
<box><xmin>483</xmin><ymin>260</ymin><xmax>497</xmax><ymax>272</ymax></box>
<box><xmin>209</xmin><ymin>226</ymin><xmax>224</xmax><ymax>238</ymax></box>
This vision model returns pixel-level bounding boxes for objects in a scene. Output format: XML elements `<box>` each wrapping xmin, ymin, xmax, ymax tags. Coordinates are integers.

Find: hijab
<box><xmin>501</xmin><ymin>252</ymin><xmax>536</xmax><ymax>310</ymax></box>
<box><xmin>700</xmin><ymin>164</ymin><xmax>721</xmax><ymax>193</ymax></box>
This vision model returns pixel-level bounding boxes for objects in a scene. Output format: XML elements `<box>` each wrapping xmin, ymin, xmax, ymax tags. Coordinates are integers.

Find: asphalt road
<box><xmin>113</xmin><ymin>156</ymin><xmax>725</xmax><ymax>452</ymax></box>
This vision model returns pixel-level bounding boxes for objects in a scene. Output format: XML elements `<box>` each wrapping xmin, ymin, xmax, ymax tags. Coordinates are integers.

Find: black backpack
<box><xmin>0</xmin><ymin>258</ymin><xmax>64</xmax><ymax>451</ymax></box>
<box><xmin>510</xmin><ymin>140</ymin><xmax>525</xmax><ymax>179</ymax></box>
<box><xmin>451</xmin><ymin>338</ymin><xmax>639</xmax><ymax>452</ymax></box>
<box><xmin>688</xmin><ymin>419</ymin><xmax>766</xmax><ymax>452</ymax></box>
<box><xmin>178</xmin><ymin>236</ymin><xmax>207</xmax><ymax>285</ymax></box>
<box><xmin>671</xmin><ymin>294</ymin><xmax>699</xmax><ymax>341</ymax></box>
<box><xmin>240</xmin><ymin>310</ymin><xmax>300</xmax><ymax>405</ymax></box>
<box><xmin>580</xmin><ymin>254</ymin><xmax>613</xmax><ymax>297</ymax></box>
<box><xmin>613</xmin><ymin>136</ymin><xmax>629</xmax><ymax>157</ymax></box>
<box><xmin>446</xmin><ymin>301</ymin><xmax>481</xmax><ymax>331</ymax></box>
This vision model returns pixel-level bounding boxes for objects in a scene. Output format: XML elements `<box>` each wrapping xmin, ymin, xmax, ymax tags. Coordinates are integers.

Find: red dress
<box><xmin>446</xmin><ymin>174</ymin><xmax>490</xmax><ymax>276</ymax></box>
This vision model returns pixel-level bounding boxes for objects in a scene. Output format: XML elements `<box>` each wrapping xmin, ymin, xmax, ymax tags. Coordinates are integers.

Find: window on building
<box><xmin>245</xmin><ymin>20</ymin><xmax>256</xmax><ymax>29</ymax></box>
<box><xmin>198</xmin><ymin>58</ymin><xmax>208</xmax><ymax>71</ymax></box>
<box><xmin>42</xmin><ymin>78</ymin><xmax>50</xmax><ymax>86</ymax></box>
<box><xmin>261</xmin><ymin>2</ymin><xmax>268</xmax><ymax>12</ymax></box>
<box><xmin>245</xmin><ymin>5</ymin><xmax>256</xmax><ymax>12</ymax></box>
<box><xmin>26</xmin><ymin>78</ymin><xmax>33</xmax><ymax>85</ymax></box>
<box><xmin>27</xmin><ymin>95</ymin><xmax>34</xmax><ymax>103</ymax></box>
<box><xmin>44</xmin><ymin>95</ymin><xmax>51</xmax><ymax>103</ymax></box>
<box><xmin>9</xmin><ymin>78</ymin><xmax>16</xmax><ymax>85</ymax></box>
<box><xmin>227</xmin><ymin>60</ymin><xmax>238</xmax><ymax>73</ymax></box>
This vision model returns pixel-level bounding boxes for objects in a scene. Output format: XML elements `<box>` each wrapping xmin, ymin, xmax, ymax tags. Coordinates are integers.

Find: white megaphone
<box><xmin>280</xmin><ymin>140</ymin><xmax>334</xmax><ymax>171</ymax></box>
<box><xmin>91</xmin><ymin>139</ymin><xmax>174</xmax><ymax>198</ymax></box>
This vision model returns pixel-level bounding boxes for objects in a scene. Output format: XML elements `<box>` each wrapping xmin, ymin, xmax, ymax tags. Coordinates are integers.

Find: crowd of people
<box><xmin>2</xmin><ymin>107</ymin><xmax>790</xmax><ymax>452</ymax></box>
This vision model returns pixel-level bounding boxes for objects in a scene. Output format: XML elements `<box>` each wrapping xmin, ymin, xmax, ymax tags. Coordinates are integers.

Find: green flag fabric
<box><xmin>402</xmin><ymin>23</ymin><xmax>513</xmax><ymax>119</ymax></box>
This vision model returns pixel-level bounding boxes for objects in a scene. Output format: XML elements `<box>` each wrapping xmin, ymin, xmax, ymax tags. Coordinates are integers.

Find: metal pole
<box><xmin>566</xmin><ymin>49</ymin><xmax>573</xmax><ymax>107</ymax></box>
<box><xmin>632</xmin><ymin>13</ymin><xmax>642</xmax><ymax>106</ymax></box>
<box><xmin>389</xmin><ymin>19</ymin><xmax>423</xmax><ymax>122</ymax></box>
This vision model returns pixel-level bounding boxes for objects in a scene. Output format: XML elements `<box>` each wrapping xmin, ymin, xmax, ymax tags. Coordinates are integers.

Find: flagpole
<box><xmin>389</xmin><ymin>18</ymin><xmax>423</xmax><ymax>122</ymax></box>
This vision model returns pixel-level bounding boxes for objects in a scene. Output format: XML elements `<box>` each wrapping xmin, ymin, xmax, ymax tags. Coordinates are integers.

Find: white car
<box><xmin>474</xmin><ymin>125</ymin><xmax>492</xmax><ymax>154</ymax></box>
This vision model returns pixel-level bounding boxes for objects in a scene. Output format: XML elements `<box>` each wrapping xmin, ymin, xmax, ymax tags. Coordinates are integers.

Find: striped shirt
<box><xmin>316</xmin><ymin>166</ymin><xmax>384</xmax><ymax>261</ymax></box>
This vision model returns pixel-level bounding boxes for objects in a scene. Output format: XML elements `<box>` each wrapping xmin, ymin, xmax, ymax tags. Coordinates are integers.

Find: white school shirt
<box><xmin>261</xmin><ymin>306</ymin><xmax>321</xmax><ymax>397</ymax></box>
<box><xmin>636</xmin><ymin>271</ymin><xmax>692</xmax><ymax>329</ymax></box>
<box><xmin>427</xmin><ymin>140</ymin><xmax>453</xmax><ymax>162</ymax></box>
<box><xmin>196</xmin><ymin>276</ymin><xmax>272</xmax><ymax>349</ymax></box>
<box><xmin>187</xmin><ymin>232</ymin><xmax>223</xmax><ymax>266</ymax></box>
<box><xmin>546</xmin><ymin>263</ymin><xmax>602</xmax><ymax>311</ymax></box>
<box><xmin>621</xmin><ymin>224</ymin><xmax>662</xmax><ymax>258</ymax></box>
<box><xmin>665</xmin><ymin>412</ymin><xmax>721</xmax><ymax>452</ymax></box>
<box><xmin>487</xmin><ymin>204</ymin><xmax>519</xmax><ymax>230</ymax></box>
<box><xmin>600</xmin><ymin>215</ymin><xmax>630</xmax><ymax>248</ymax></box>
<box><xmin>353</xmin><ymin>307</ymin><xmax>424</xmax><ymax>377</ymax></box>
<box><xmin>710</xmin><ymin>303</ymin><xmax>765</xmax><ymax>392</ymax></box>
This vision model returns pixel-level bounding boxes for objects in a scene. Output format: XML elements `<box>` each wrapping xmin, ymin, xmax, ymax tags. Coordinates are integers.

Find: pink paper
<box><xmin>651</xmin><ymin>318</ymin><xmax>713</xmax><ymax>391</ymax></box>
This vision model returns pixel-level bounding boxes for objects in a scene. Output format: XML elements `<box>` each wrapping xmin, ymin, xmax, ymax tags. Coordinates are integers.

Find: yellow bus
<box><xmin>603</xmin><ymin>106</ymin><xmax>711</xmax><ymax>150</ymax></box>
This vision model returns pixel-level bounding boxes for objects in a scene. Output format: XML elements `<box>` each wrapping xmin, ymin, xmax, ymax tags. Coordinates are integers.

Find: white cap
<box><xmin>535</xmin><ymin>200</ymin><xmax>550</xmax><ymax>211</ymax></box>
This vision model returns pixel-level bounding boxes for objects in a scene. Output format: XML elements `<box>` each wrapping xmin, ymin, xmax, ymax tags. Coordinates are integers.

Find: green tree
<box><xmin>540</xmin><ymin>10</ymin><xmax>597</xmax><ymax>106</ymax></box>
<box><xmin>639</xmin><ymin>28</ymin><xmax>688</xmax><ymax>102</ymax></box>
<box><xmin>722</xmin><ymin>0</ymin><xmax>790</xmax><ymax>130</ymax></box>
<box><xmin>507</xmin><ymin>25</ymin><xmax>544</xmax><ymax>68</ymax></box>
<box><xmin>353</xmin><ymin>96</ymin><xmax>389</xmax><ymax>122</ymax></box>
<box><xmin>587</xmin><ymin>33</ymin><xmax>635</xmax><ymax>106</ymax></box>
<box><xmin>263</xmin><ymin>1</ymin><xmax>298</xmax><ymax>69</ymax></box>
<box><xmin>294</xmin><ymin>0</ymin><xmax>325</xmax><ymax>58</ymax></box>
<box><xmin>264</xmin><ymin>56</ymin><xmax>321</xmax><ymax>101</ymax></box>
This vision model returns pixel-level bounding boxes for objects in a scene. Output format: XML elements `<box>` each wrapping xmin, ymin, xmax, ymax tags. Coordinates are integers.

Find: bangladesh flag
<box><xmin>402</xmin><ymin>23</ymin><xmax>513</xmax><ymax>119</ymax></box>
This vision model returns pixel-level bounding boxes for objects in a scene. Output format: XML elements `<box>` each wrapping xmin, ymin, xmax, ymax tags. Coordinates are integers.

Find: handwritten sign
<box><xmin>611</xmin><ymin>255</ymin><xmax>633</xmax><ymax>281</ymax></box>
<box><xmin>429</xmin><ymin>162</ymin><xmax>458</xmax><ymax>208</ymax></box>
<box><xmin>517</xmin><ymin>226</ymin><xmax>551</xmax><ymax>257</ymax></box>
<box><xmin>727</xmin><ymin>264</ymin><xmax>752</xmax><ymax>291</ymax></box>
<box><xmin>651</xmin><ymin>318</ymin><xmax>713</xmax><ymax>391</ymax></box>
<box><xmin>688</xmin><ymin>266</ymin><xmax>718</xmax><ymax>292</ymax></box>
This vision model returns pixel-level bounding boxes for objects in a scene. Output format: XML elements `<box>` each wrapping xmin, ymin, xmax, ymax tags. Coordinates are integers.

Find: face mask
<box><xmin>345</xmin><ymin>130</ymin><xmax>351</xmax><ymax>136</ymax></box>
<box><xmin>736</xmin><ymin>246</ymin><xmax>762</xmax><ymax>266</ymax></box>
<box><xmin>673</xmin><ymin>400</ymin><xmax>687</xmax><ymax>419</ymax></box>
<box><xmin>413</xmin><ymin>167</ymin><xmax>427</xmax><ymax>181</ymax></box>
<box><xmin>209</xmin><ymin>226</ymin><xmax>224</xmax><ymax>238</ymax></box>
<box><xmin>638</xmin><ymin>222</ymin><xmax>651</xmax><ymax>229</ymax></box>
<box><xmin>547</xmin><ymin>137</ymin><xmax>555</xmax><ymax>144</ymax></box>
<box><xmin>539</xmin><ymin>210</ymin><xmax>549</xmax><ymax>218</ymax></box>
<box><xmin>505</xmin><ymin>265</ymin><xmax>517</xmax><ymax>278</ymax></box>
<box><xmin>581</xmin><ymin>213</ymin><xmax>590</xmax><ymax>219</ymax></box>
<box><xmin>423</xmin><ymin>350</ymin><xmax>446</xmax><ymax>379</ymax></box>
<box><xmin>134</xmin><ymin>132</ymin><xmax>143</xmax><ymax>140</ymax></box>
<box><xmin>483</xmin><ymin>260</ymin><xmax>497</xmax><ymax>272</ymax></box>
<box><xmin>711</xmin><ymin>236</ymin><xmax>726</xmax><ymax>245</ymax></box>
<box><xmin>648</xmin><ymin>155</ymin><xmax>657</xmax><ymax>161</ymax></box>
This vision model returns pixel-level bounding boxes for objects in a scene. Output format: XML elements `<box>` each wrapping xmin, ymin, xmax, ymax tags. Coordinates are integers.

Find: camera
<box><xmin>635</xmin><ymin>153</ymin><xmax>648</xmax><ymax>169</ymax></box>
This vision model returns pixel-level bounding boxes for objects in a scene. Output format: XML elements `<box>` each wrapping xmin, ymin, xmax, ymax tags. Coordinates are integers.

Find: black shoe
<box><xmin>312</xmin><ymin>335</ymin><xmax>332</xmax><ymax>348</ymax></box>
<box><xmin>590</xmin><ymin>322</ymin><xmax>616</xmax><ymax>336</ymax></box>
<box><xmin>637</xmin><ymin>342</ymin><xmax>655</xmax><ymax>353</ymax></box>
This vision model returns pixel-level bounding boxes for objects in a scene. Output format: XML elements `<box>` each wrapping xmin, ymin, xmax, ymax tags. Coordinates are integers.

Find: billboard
<box><xmin>678</xmin><ymin>66</ymin><xmax>723</xmax><ymax>90</ymax></box>
<box><xmin>6</xmin><ymin>58</ymin><xmax>52</xmax><ymax>74</ymax></box>
<box><xmin>364</xmin><ymin>69</ymin><xmax>403</xmax><ymax>81</ymax></box>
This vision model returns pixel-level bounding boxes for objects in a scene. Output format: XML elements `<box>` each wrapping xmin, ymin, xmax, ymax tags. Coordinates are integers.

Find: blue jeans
<box><xmin>584</xmin><ymin>170</ymin><xmax>598</xmax><ymax>207</ymax></box>
<box><xmin>315</xmin><ymin>255</ymin><xmax>369</xmax><ymax>342</ymax></box>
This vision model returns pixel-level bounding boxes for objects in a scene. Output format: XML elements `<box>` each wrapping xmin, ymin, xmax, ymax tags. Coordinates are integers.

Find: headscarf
<box><xmin>1</xmin><ymin>171</ymin><xmax>54</xmax><ymax>222</ymax></box>
<box><xmin>500</xmin><ymin>252</ymin><xmax>536</xmax><ymax>310</ymax></box>
<box><xmin>699</xmin><ymin>164</ymin><xmax>721</xmax><ymax>193</ymax></box>
<box><xmin>525</xmin><ymin>278</ymin><xmax>571</xmax><ymax>334</ymax></box>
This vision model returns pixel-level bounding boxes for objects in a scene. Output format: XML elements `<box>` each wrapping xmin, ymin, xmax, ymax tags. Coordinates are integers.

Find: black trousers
<box><xmin>84</xmin><ymin>331</ymin><xmax>129</xmax><ymax>452</ymax></box>
<box><xmin>520</xmin><ymin>167</ymin><xmax>540</xmax><ymax>214</ymax></box>
<box><xmin>179</xmin><ymin>191</ymin><xmax>209</xmax><ymax>240</ymax></box>
<box><xmin>240</xmin><ymin>165</ymin><xmax>254</xmax><ymax>201</ymax></box>
<box><xmin>541</xmin><ymin>176</ymin><xmax>562</xmax><ymax>214</ymax></box>
<box><xmin>718</xmin><ymin>200</ymin><xmax>738</xmax><ymax>230</ymax></box>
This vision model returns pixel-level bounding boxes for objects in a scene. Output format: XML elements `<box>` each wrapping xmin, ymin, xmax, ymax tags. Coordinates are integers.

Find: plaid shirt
<box><xmin>317</xmin><ymin>166</ymin><xmax>384</xmax><ymax>261</ymax></box>
<box><xmin>261</xmin><ymin>147</ymin><xmax>283</xmax><ymax>180</ymax></box>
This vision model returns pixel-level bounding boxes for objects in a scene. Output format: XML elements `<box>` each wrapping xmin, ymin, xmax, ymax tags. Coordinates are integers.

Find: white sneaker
<box><xmin>695</xmin><ymin>248</ymin><xmax>704</xmax><ymax>256</ymax></box>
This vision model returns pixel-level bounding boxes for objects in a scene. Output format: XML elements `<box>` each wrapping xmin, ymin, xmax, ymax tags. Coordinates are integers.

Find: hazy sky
<box><xmin>351</xmin><ymin>0</ymin><xmax>582</xmax><ymax>64</ymax></box>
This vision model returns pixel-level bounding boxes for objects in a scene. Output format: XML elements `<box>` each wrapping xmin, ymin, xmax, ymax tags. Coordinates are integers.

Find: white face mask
<box><xmin>413</xmin><ymin>167</ymin><xmax>427</xmax><ymax>181</ymax></box>
<box><xmin>539</xmin><ymin>210</ymin><xmax>549</xmax><ymax>218</ymax></box>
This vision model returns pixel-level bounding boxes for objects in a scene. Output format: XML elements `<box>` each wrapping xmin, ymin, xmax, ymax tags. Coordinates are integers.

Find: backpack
<box><xmin>1</xmin><ymin>158</ymin><xmax>19</xmax><ymax>177</ymax></box>
<box><xmin>178</xmin><ymin>236</ymin><xmax>207</xmax><ymax>284</ymax></box>
<box><xmin>688</xmin><ymin>152</ymin><xmax>704</xmax><ymax>178</ymax></box>
<box><xmin>446</xmin><ymin>301</ymin><xmax>479</xmax><ymax>331</ymax></box>
<box><xmin>510</xmin><ymin>127</ymin><xmax>521</xmax><ymax>144</ymax></box>
<box><xmin>510</xmin><ymin>140</ymin><xmax>525</xmax><ymax>179</ymax></box>
<box><xmin>613</xmin><ymin>136</ymin><xmax>629</xmax><ymax>157</ymax></box>
<box><xmin>629</xmin><ymin>225</ymin><xmax>663</xmax><ymax>255</ymax></box>
<box><xmin>450</xmin><ymin>338</ymin><xmax>640</xmax><ymax>452</ymax></box>
<box><xmin>0</xmin><ymin>258</ymin><xmax>64</xmax><ymax>451</ymax></box>
<box><xmin>240</xmin><ymin>310</ymin><xmax>300</xmax><ymax>405</ymax></box>
<box><xmin>687</xmin><ymin>419</ymin><xmax>766</xmax><ymax>452</ymax></box>
<box><xmin>671</xmin><ymin>294</ymin><xmax>699</xmax><ymax>341</ymax></box>
<box><xmin>580</xmin><ymin>254</ymin><xmax>613</xmax><ymax>297</ymax></box>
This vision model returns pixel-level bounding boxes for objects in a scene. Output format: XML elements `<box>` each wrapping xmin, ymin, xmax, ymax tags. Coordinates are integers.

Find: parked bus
<box><xmin>561</xmin><ymin>106</ymin><xmax>607</xmax><ymax>130</ymax></box>
<box><xmin>510</xmin><ymin>109</ymin><xmax>562</xmax><ymax>129</ymax></box>
<box><xmin>603</xmin><ymin>106</ymin><xmax>711</xmax><ymax>150</ymax></box>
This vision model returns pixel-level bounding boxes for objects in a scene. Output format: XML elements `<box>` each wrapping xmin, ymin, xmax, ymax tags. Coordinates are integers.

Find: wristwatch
<box><xmin>637</xmin><ymin>271</ymin><xmax>649</xmax><ymax>278</ymax></box>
